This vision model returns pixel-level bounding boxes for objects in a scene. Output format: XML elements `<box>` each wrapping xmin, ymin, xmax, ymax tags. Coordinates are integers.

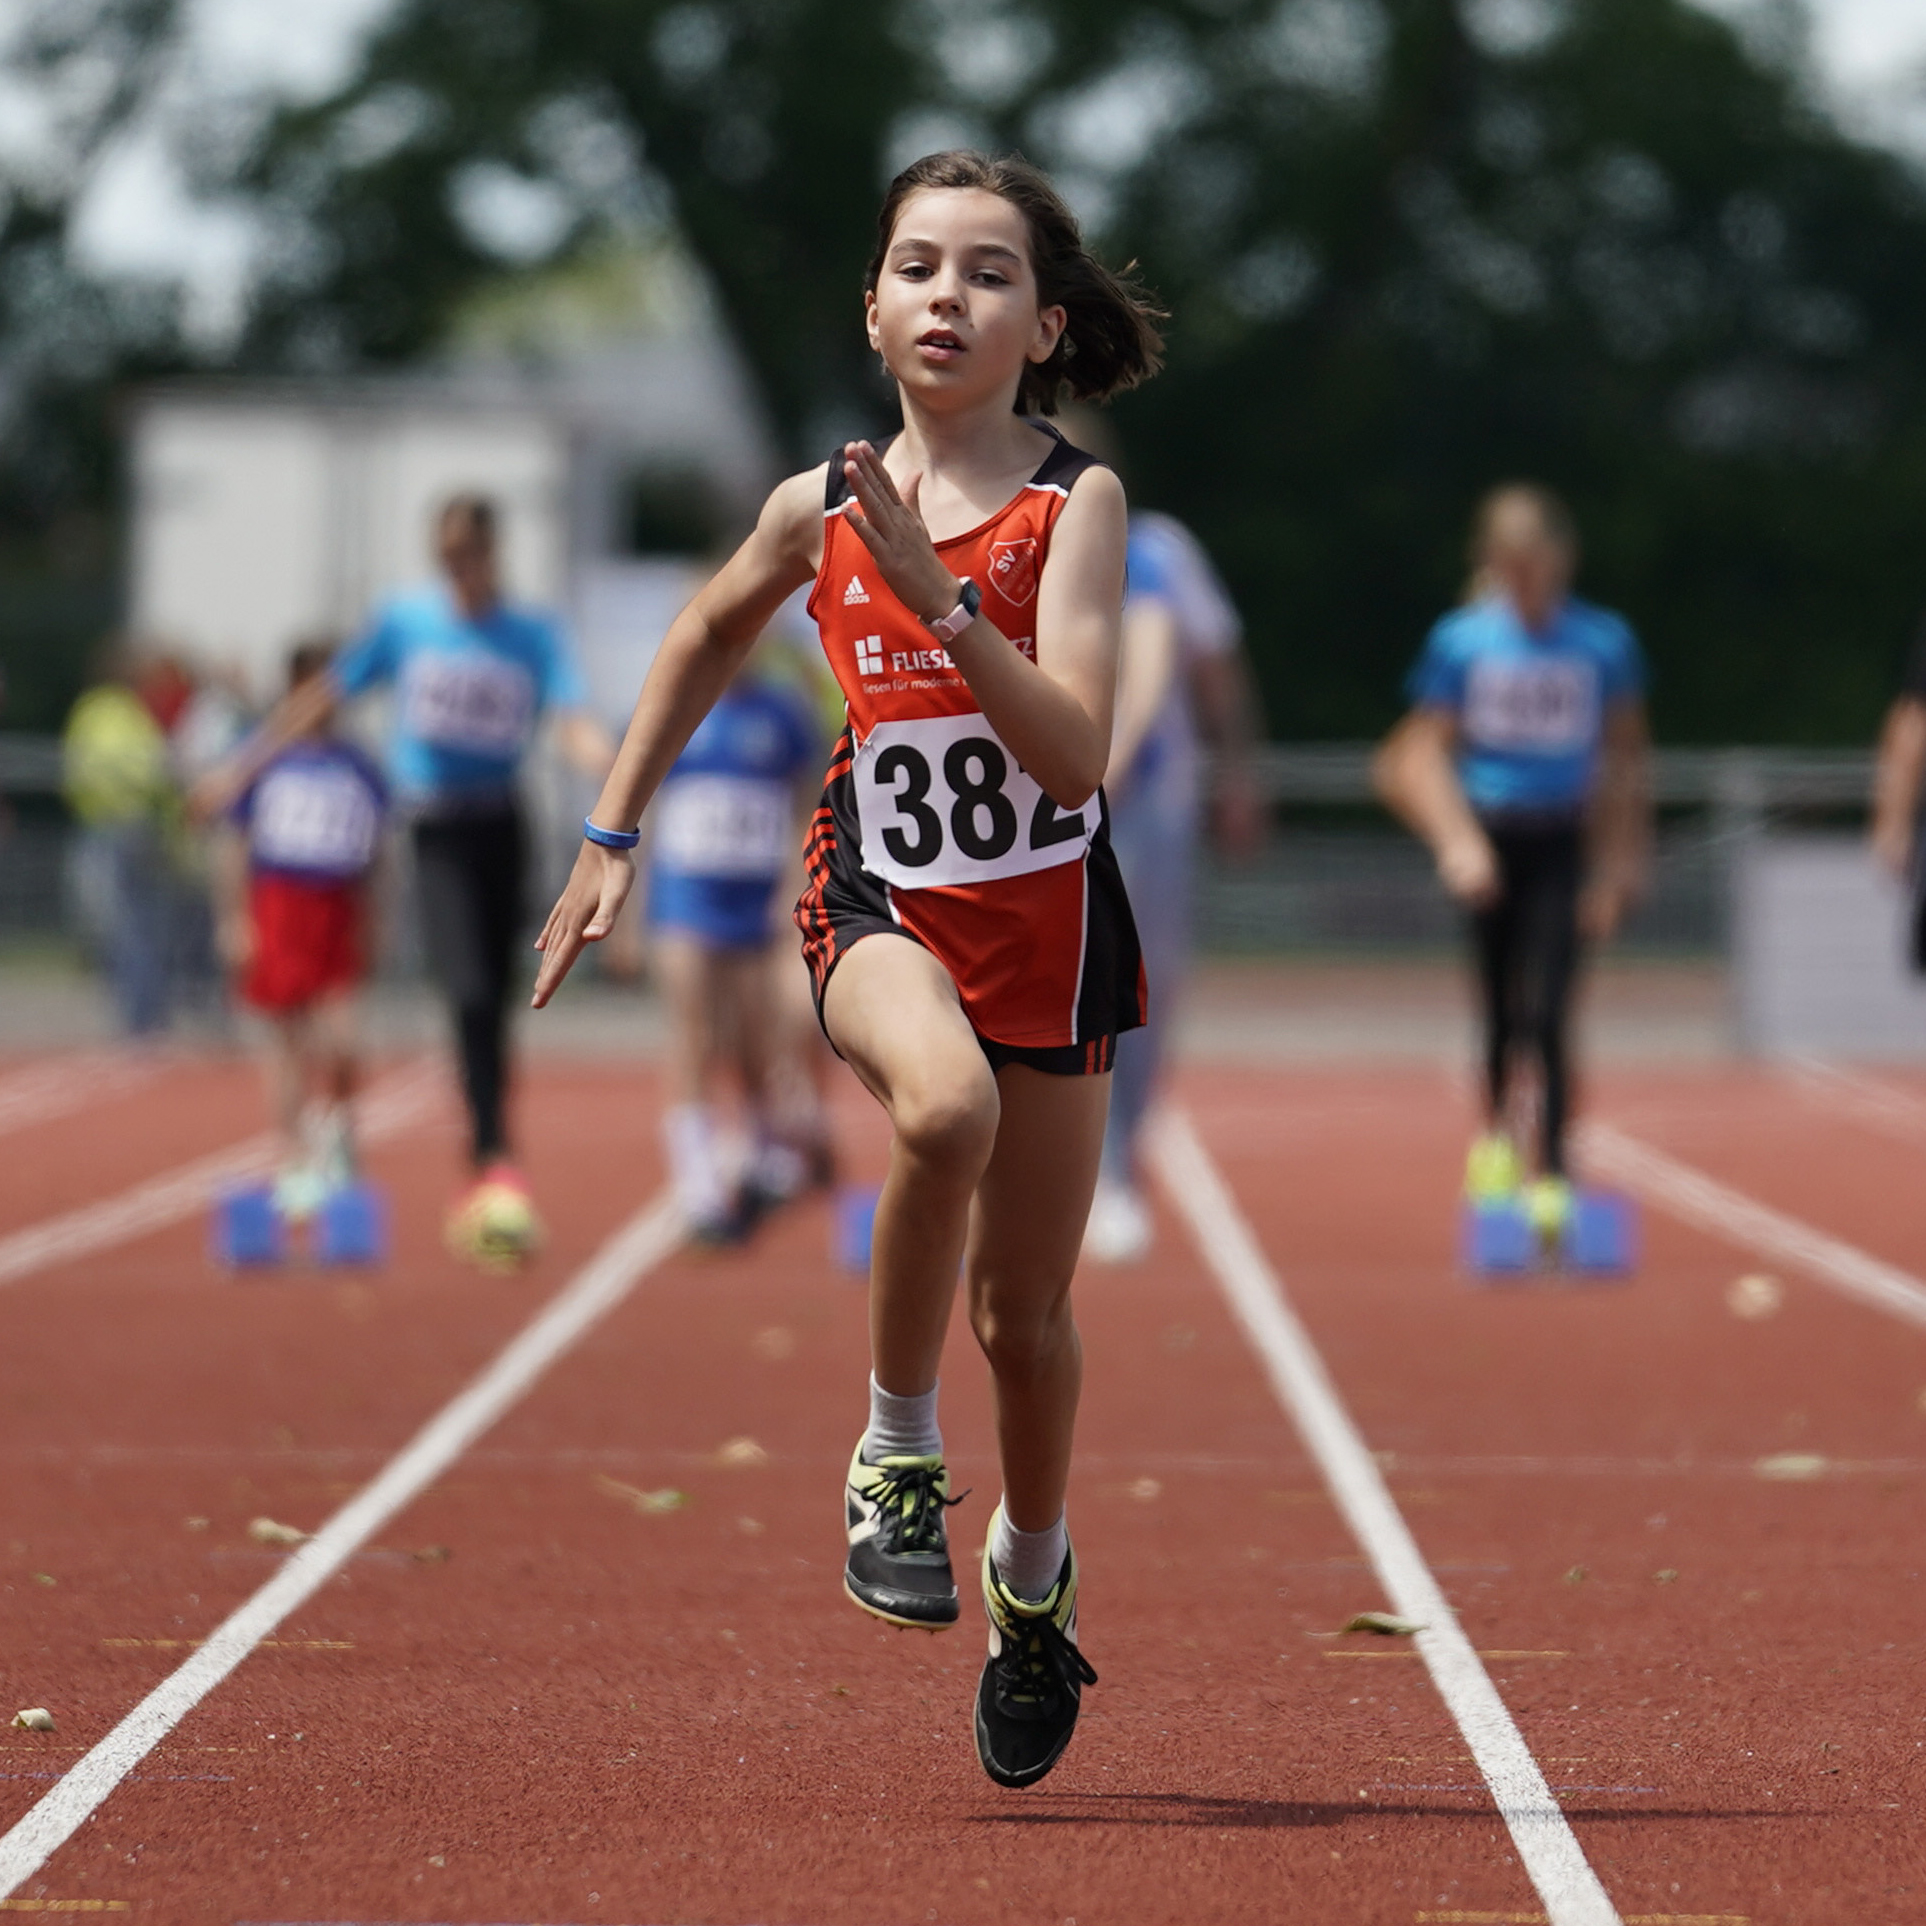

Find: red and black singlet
<box><xmin>794</xmin><ymin>427</ymin><xmax>1145</xmax><ymax>1053</ymax></box>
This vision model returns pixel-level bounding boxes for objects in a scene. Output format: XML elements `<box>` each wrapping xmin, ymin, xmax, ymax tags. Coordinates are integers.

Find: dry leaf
<box><xmin>184</xmin><ymin>1517</ymin><xmax>210</xmax><ymax>1532</ymax></box>
<box><xmin>1653</xmin><ymin>1568</ymin><xmax>1680</xmax><ymax>1584</ymax></box>
<box><xmin>593</xmin><ymin>1475</ymin><xmax>686</xmax><ymax>1514</ymax></box>
<box><xmin>1562</xmin><ymin>1565</ymin><xmax>1589</xmax><ymax>1586</ymax></box>
<box><xmin>248</xmin><ymin>1517</ymin><xmax>309</xmax><ymax>1548</ymax></box>
<box><xmin>1726</xmin><ymin>1274</ymin><xmax>1784</xmax><ymax>1320</ymax></box>
<box><xmin>716</xmin><ymin>1437</ymin><xmax>770</xmax><ymax>1469</ymax></box>
<box><xmin>1128</xmin><ymin>1477</ymin><xmax>1162</xmax><ymax>1502</ymax></box>
<box><xmin>11</xmin><ymin>1709</ymin><xmax>54</xmax><ymax>1732</ymax></box>
<box><xmin>1340</xmin><ymin>1612</ymin><xmax>1424</xmax><ymax>1637</ymax></box>
<box><xmin>737</xmin><ymin>1517</ymin><xmax>764</xmax><ymax>1536</ymax></box>
<box><xmin>413</xmin><ymin>1545</ymin><xmax>452</xmax><ymax>1563</ymax></box>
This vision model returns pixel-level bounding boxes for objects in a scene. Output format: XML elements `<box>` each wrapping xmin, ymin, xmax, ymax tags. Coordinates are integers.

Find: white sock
<box><xmin>861</xmin><ymin>1374</ymin><xmax>942</xmax><ymax>1462</ymax></box>
<box><xmin>663</xmin><ymin>1103</ymin><xmax>729</xmax><ymax>1221</ymax></box>
<box><xmin>992</xmin><ymin>1508</ymin><xmax>1068</xmax><ymax>1603</ymax></box>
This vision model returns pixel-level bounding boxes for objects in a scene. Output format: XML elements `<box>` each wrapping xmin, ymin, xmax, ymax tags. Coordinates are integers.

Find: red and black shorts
<box><xmin>792</xmin><ymin>732</ymin><xmax>1142</xmax><ymax>1079</ymax></box>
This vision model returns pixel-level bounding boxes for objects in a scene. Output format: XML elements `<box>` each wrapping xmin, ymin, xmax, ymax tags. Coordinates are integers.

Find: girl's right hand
<box><xmin>1438</xmin><ymin>828</ymin><xmax>1501</xmax><ymax>908</ymax></box>
<box><xmin>531</xmin><ymin>841</ymin><xmax>637</xmax><ymax>1008</ymax></box>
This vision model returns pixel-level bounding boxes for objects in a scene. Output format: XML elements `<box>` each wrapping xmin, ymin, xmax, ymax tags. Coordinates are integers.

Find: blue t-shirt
<box><xmin>230</xmin><ymin>738</ymin><xmax>388</xmax><ymax>884</ymax></box>
<box><xmin>648</xmin><ymin>680</ymin><xmax>818</xmax><ymax>948</ymax></box>
<box><xmin>1405</xmin><ymin>594</ymin><xmax>1646</xmax><ymax>814</ymax></box>
<box><xmin>332</xmin><ymin>587</ymin><xmax>589</xmax><ymax>802</ymax></box>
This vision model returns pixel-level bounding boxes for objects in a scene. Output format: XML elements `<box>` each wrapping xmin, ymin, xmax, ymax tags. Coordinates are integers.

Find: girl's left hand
<box><xmin>842</xmin><ymin>441</ymin><xmax>960</xmax><ymax>624</ymax></box>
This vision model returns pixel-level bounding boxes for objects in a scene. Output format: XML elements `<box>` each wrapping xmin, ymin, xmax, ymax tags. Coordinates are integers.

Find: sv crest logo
<box><xmin>987</xmin><ymin>538</ymin><xmax>1039</xmax><ymax>606</ymax></box>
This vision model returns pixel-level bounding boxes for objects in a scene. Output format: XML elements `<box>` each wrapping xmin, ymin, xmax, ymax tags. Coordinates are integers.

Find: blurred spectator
<box><xmin>62</xmin><ymin>641</ymin><xmax>180</xmax><ymax>1034</ymax></box>
<box><xmin>1870</xmin><ymin>622</ymin><xmax>1926</xmax><ymax>977</ymax></box>
<box><xmin>1083</xmin><ymin>510</ymin><xmax>1264</xmax><ymax>1264</ymax></box>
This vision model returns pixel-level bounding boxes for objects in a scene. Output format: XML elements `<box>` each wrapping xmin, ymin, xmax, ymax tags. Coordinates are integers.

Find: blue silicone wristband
<box><xmin>582</xmin><ymin>817</ymin><xmax>641</xmax><ymax>850</ymax></box>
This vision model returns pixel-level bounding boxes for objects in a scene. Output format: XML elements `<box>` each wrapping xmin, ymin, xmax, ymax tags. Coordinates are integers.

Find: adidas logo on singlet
<box><xmin>843</xmin><ymin>576</ymin><xmax>870</xmax><ymax>606</ymax></box>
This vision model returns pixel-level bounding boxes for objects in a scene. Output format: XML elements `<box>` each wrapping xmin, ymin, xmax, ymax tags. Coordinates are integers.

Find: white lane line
<box><xmin>1148</xmin><ymin>1108</ymin><xmax>1621</xmax><ymax>1926</ymax></box>
<box><xmin>0</xmin><ymin>1188</ymin><xmax>684</xmax><ymax>1900</ymax></box>
<box><xmin>0</xmin><ymin>1062</ymin><xmax>444</xmax><ymax>1289</ymax></box>
<box><xmin>1782</xmin><ymin>1055</ymin><xmax>1926</xmax><ymax>1149</ymax></box>
<box><xmin>1579</xmin><ymin>1120</ymin><xmax>1926</xmax><ymax>1331</ymax></box>
<box><xmin>0</xmin><ymin>1050</ymin><xmax>170</xmax><ymax>1140</ymax></box>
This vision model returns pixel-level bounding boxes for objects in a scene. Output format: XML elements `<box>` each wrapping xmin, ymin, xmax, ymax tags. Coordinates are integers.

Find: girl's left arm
<box><xmin>842</xmin><ymin>443</ymin><xmax>1125</xmax><ymax>806</ymax></box>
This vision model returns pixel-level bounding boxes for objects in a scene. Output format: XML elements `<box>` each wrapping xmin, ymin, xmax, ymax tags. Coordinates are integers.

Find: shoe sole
<box><xmin>842</xmin><ymin>1574</ymin><xmax>958</xmax><ymax>1631</ymax></box>
<box><xmin>973</xmin><ymin>1697</ymin><xmax>1077</xmax><ymax>1788</ymax></box>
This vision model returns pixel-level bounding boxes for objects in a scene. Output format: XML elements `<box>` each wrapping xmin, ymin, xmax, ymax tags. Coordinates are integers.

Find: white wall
<box><xmin>130</xmin><ymin>393</ymin><xmax>568</xmax><ymax>700</ymax></box>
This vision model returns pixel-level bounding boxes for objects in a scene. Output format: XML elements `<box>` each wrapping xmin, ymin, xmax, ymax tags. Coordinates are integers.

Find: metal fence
<box><xmin>0</xmin><ymin>734</ymin><xmax>1875</xmax><ymax>958</ymax></box>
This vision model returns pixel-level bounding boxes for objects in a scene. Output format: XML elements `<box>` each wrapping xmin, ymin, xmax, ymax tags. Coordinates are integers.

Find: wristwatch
<box><xmin>923</xmin><ymin>578</ymin><xmax>981</xmax><ymax>645</ymax></box>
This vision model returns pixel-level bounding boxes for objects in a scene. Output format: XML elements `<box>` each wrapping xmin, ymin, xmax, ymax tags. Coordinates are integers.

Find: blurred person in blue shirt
<box><xmin>1375</xmin><ymin>484</ymin><xmax>1651</xmax><ymax>1231</ymax></box>
<box><xmin>646</xmin><ymin>641</ymin><xmax>823</xmax><ymax>1241</ymax></box>
<box><xmin>197</xmin><ymin>495</ymin><xmax>613</xmax><ymax>1266</ymax></box>
<box><xmin>1082</xmin><ymin>512</ymin><xmax>1264</xmax><ymax>1264</ymax></box>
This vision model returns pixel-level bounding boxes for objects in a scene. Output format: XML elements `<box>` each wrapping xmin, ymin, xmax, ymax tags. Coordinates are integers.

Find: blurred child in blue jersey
<box><xmin>1374</xmin><ymin>484</ymin><xmax>1652</xmax><ymax>1233</ymax></box>
<box><xmin>1082</xmin><ymin>512</ymin><xmax>1263</xmax><ymax>1262</ymax></box>
<box><xmin>214</xmin><ymin>642</ymin><xmax>386</xmax><ymax>1217</ymax></box>
<box><xmin>646</xmin><ymin>638</ymin><xmax>825</xmax><ymax>1241</ymax></box>
<box><xmin>195</xmin><ymin>495</ymin><xmax>614</xmax><ymax>1269</ymax></box>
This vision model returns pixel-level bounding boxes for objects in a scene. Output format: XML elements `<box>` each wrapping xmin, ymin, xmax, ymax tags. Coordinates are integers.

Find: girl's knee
<box><xmin>969</xmin><ymin>1288</ymin><xmax>1075</xmax><ymax>1377</ymax></box>
<box><xmin>893</xmin><ymin>1058</ymin><xmax>998</xmax><ymax>1169</ymax></box>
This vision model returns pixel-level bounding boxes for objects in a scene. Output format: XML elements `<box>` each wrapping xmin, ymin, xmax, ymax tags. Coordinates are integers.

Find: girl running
<box><xmin>532</xmin><ymin>149</ymin><xmax>1162</xmax><ymax>1788</ymax></box>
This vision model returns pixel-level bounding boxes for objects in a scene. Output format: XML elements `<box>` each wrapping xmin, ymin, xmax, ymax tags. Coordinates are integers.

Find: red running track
<box><xmin>0</xmin><ymin>1054</ymin><xmax>1921</xmax><ymax>1923</ymax></box>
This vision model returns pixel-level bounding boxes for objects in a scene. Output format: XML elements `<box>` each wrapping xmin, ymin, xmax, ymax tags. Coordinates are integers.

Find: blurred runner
<box><xmin>62</xmin><ymin>642</ymin><xmax>180</xmax><ymax>1036</ymax></box>
<box><xmin>1870</xmin><ymin>617</ymin><xmax>1926</xmax><ymax>972</ymax></box>
<box><xmin>195</xmin><ymin>494</ymin><xmax>614</xmax><ymax>1270</ymax></box>
<box><xmin>1374</xmin><ymin>483</ymin><xmax>1651</xmax><ymax>1234</ymax></box>
<box><xmin>648</xmin><ymin>639</ymin><xmax>824</xmax><ymax>1241</ymax></box>
<box><xmin>213</xmin><ymin>642</ymin><xmax>386</xmax><ymax>1217</ymax></box>
<box><xmin>1083</xmin><ymin>511</ymin><xmax>1263</xmax><ymax>1263</ymax></box>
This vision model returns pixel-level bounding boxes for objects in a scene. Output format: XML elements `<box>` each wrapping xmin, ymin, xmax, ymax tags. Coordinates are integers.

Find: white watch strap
<box><xmin>926</xmin><ymin>579</ymin><xmax>978</xmax><ymax>645</ymax></box>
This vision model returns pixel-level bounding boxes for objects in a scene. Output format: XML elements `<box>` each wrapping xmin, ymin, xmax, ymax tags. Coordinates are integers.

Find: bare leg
<box><xmin>821</xmin><ymin>934</ymin><xmax>998</xmax><ymax>1397</ymax></box>
<box><xmin>967</xmin><ymin>1067</ymin><xmax>1109</xmax><ymax>1530</ymax></box>
<box><xmin>652</xmin><ymin>932</ymin><xmax>717</xmax><ymax>1108</ymax></box>
<box><xmin>260</xmin><ymin>1011</ymin><xmax>310</xmax><ymax>1161</ymax></box>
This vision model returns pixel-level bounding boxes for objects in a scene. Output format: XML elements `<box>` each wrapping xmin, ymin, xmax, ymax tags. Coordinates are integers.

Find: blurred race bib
<box><xmin>400</xmin><ymin>652</ymin><xmax>537</xmax><ymax>757</ymax></box>
<box><xmin>1463</xmin><ymin>657</ymin><xmax>1598</xmax><ymax>753</ymax></box>
<box><xmin>652</xmin><ymin>774</ymin><xmax>791</xmax><ymax>878</ymax></box>
<box><xmin>251</xmin><ymin>765</ymin><xmax>382</xmax><ymax>876</ymax></box>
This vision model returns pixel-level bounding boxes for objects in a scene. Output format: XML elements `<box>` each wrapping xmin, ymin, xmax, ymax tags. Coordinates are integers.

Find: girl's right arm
<box><xmin>530</xmin><ymin>468</ymin><xmax>825</xmax><ymax>1007</ymax></box>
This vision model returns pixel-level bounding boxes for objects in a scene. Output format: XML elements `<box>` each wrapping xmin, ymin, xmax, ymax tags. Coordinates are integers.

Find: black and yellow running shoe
<box><xmin>973</xmin><ymin>1506</ymin><xmax>1097</xmax><ymax>1789</ymax></box>
<box><xmin>843</xmin><ymin>1443</ymin><xmax>963</xmax><ymax>1629</ymax></box>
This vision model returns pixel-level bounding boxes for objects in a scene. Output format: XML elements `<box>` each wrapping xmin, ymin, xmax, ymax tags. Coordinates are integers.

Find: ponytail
<box><xmin>865</xmin><ymin>150</ymin><xmax>1166</xmax><ymax>416</ymax></box>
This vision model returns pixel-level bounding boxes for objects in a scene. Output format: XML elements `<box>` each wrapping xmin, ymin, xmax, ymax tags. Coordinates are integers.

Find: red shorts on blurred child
<box><xmin>242</xmin><ymin>873</ymin><xmax>367</xmax><ymax>1013</ymax></box>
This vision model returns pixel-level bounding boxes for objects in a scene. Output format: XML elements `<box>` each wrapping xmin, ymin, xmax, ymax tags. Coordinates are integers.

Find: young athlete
<box><xmin>1870</xmin><ymin>614</ymin><xmax>1926</xmax><ymax>971</ymax></box>
<box><xmin>193</xmin><ymin>496</ymin><xmax>614</xmax><ymax>1270</ymax></box>
<box><xmin>648</xmin><ymin>641</ymin><xmax>823</xmax><ymax>1241</ymax></box>
<box><xmin>532</xmin><ymin>149</ymin><xmax>1163</xmax><ymax>1788</ymax></box>
<box><xmin>1374</xmin><ymin>484</ymin><xmax>1651</xmax><ymax>1228</ymax></box>
<box><xmin>214</xmin><ymin>643</ymin><xmax>387</xmax><ymax>1215</ymax></box>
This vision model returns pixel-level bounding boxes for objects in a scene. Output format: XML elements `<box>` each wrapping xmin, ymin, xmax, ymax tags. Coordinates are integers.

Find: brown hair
<box><xmin>864</xmin><ymin>150</ymin><xmax>1166</xmax><ymax>417</ymax></box>
<box><xmin>287</xmin><ymin>639</ymin><xmax>336</xmax><ymax>690</ymax></box>
<box><xmin>437</xmin><ymin>493</ymin><xmax>498</xmax><ymax>546</ymax></box>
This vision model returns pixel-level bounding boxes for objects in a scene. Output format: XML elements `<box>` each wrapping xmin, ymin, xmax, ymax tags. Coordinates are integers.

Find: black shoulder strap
<box><xmin>1027</xmin><ymin>419</ymin><xmax>1108</xmax><ymax>494</ymax></box>
<box><xmin>825</xmin><ymin>446</ymin><xmax>853</xmax><ymax>512</ymax></box>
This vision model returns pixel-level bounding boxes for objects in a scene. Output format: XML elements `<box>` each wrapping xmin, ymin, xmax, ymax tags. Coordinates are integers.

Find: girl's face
<box><xmin>866</xmin><ymin>187</ymin><xmax>1066</xmax><ymax>414</ymax></box>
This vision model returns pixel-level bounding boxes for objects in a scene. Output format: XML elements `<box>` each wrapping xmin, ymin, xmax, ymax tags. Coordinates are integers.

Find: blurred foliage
<box><xmin>11</xmin><ymin>0</ymin><xmax>1926</xmax><ymax>741</ymax></box>
<box><xmin>0</xmin><ymin>0</ymin><xmax>183</xmax><ymax>730</ymax></box>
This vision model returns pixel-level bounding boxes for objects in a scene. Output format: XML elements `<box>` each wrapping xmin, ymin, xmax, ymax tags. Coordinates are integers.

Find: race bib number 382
<box><xmin>853</xmin><ymin>713</ymin><xmax>1094</xmax><ymax>891</ymax></box>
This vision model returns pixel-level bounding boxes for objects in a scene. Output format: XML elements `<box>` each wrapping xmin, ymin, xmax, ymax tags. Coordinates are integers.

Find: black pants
<box><xmin>1469</xmin><ymin>818</ymin><xmax>1583</xmax><ymax>1177</ymax></box>
<box><xmin>412</xmin><ymin>805</ymin><xmax>527</xmax><ymax>1168</ymax></box>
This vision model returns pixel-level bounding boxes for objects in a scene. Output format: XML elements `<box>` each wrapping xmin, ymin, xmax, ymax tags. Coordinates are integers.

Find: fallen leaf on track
<box><xmin>1755</xmin><ymin>1452</ymin><xmax>1828</xmax><ymax>1481</ymax></box>
<box><xmin>1653</xmin><ymin>1568</ymin><xmax>1680</xmax><ymax>1584</ymax></box>
<box><xmin>716</xmin><ymin>1436</ymin><xmax>769</xmax><ymax>1468</ymax></box>
<box><xmin>247</xmin><ymin>1517</ymin><xmax>309</xmax><ymax>1548</ymax></box>
<box><xmin>413</xmin><ymin>1545</ymin><xmax>452</xmax><ymax>1563</ymax></box>
<box><xmin>593</xmin><ymin>1475</ymin><xmax>687</xmax><ymax>1514</ymax></box>
<box><xmin>184</xmin><ymin>1517</ymin><xmax>210</xmax><ymax>1532</ymax></box>
<box><xmin>1128</xmin><ymin>1477</ymin><xmax>1162</xmax><ymax>1501</ymax></box>
<box><xmin>11</xmin><ymin>1709</ymin><xmax>55</xmax><ymax>1732</ymax></box>
<box><xmin>1562</xmin><ymin>1565</ymin><xmax>1588</xmax><ymax>1585</ymax></box>
<box><xmin>1340</xmin><ymin>1612</ymin><xmax>1424</xmax><ymax>1637</ymax></box>
<box><xmin>1727</xmin><ymin>1273</ymin><xmax>1784</xmax><ymax>1320</ymax></box>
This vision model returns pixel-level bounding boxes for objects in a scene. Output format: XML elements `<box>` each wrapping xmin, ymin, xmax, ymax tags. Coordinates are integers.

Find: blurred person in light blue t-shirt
<box><xmin>1082</xmin><ymin>511</ymin><xmax>1264</xmax><ymax>1264</ymax></box>
<box><xmin>1375</xmin><ymin>483</ymin><xmax>1652</xmax><ymax>1230</ymax></box>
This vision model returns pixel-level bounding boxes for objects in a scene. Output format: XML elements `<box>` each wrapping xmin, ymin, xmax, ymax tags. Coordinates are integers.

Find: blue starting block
<box><xmin>315</xmin><ymin>1184</ymin><xmax>387</xmax><ymax>1265</ymax></box>
<box><xmin>1461</xmin><ymin>1190</ymin><xmax>1637</xmax><ymax>1282</ymax></box>
<box><xmin>833</xmin><ymin>1184</ymin><xmax>881</xmax><ymax>1275</ymax></box>
<box><xmin>213</xmin><ymin>1181</ymin><xmax>389</xmax><ymax>1270</ymax></box>
<box><xmin>214</xmin><ymin>1186</ymin><xmax>287</xmax><ymax>1267</ymax></box>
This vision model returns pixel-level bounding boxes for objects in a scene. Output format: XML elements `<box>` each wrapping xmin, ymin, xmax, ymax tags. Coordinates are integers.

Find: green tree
<box><xmin>195</xmin><ymin>0</ymin><xmax>1926</xmax><ymax>740</ymax></box>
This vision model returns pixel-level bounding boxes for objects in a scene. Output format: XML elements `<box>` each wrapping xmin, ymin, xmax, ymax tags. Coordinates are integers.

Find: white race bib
<box><xmin>400</xmin><ymin>652</ymin><xmax>537</xmax><ymax>758</ymax></box>
<box><xmin>251</xmin><ymin>765</ymin><xmax>381</xmax><ymax>875</ymax></box>
<box><xmin>652</xmin><ymin>774</ymin><xmax>791</xmax><ymax>878</ymax></box>
<box><xmin>1463</xmin><ymin>657</ymin><xmax>1598</xmax><ymax>754</ymax></box>
<box><xmin>853</xmin><ymin>713</ymin><xmax>1094</xmax><ymax>891</ymax></box>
